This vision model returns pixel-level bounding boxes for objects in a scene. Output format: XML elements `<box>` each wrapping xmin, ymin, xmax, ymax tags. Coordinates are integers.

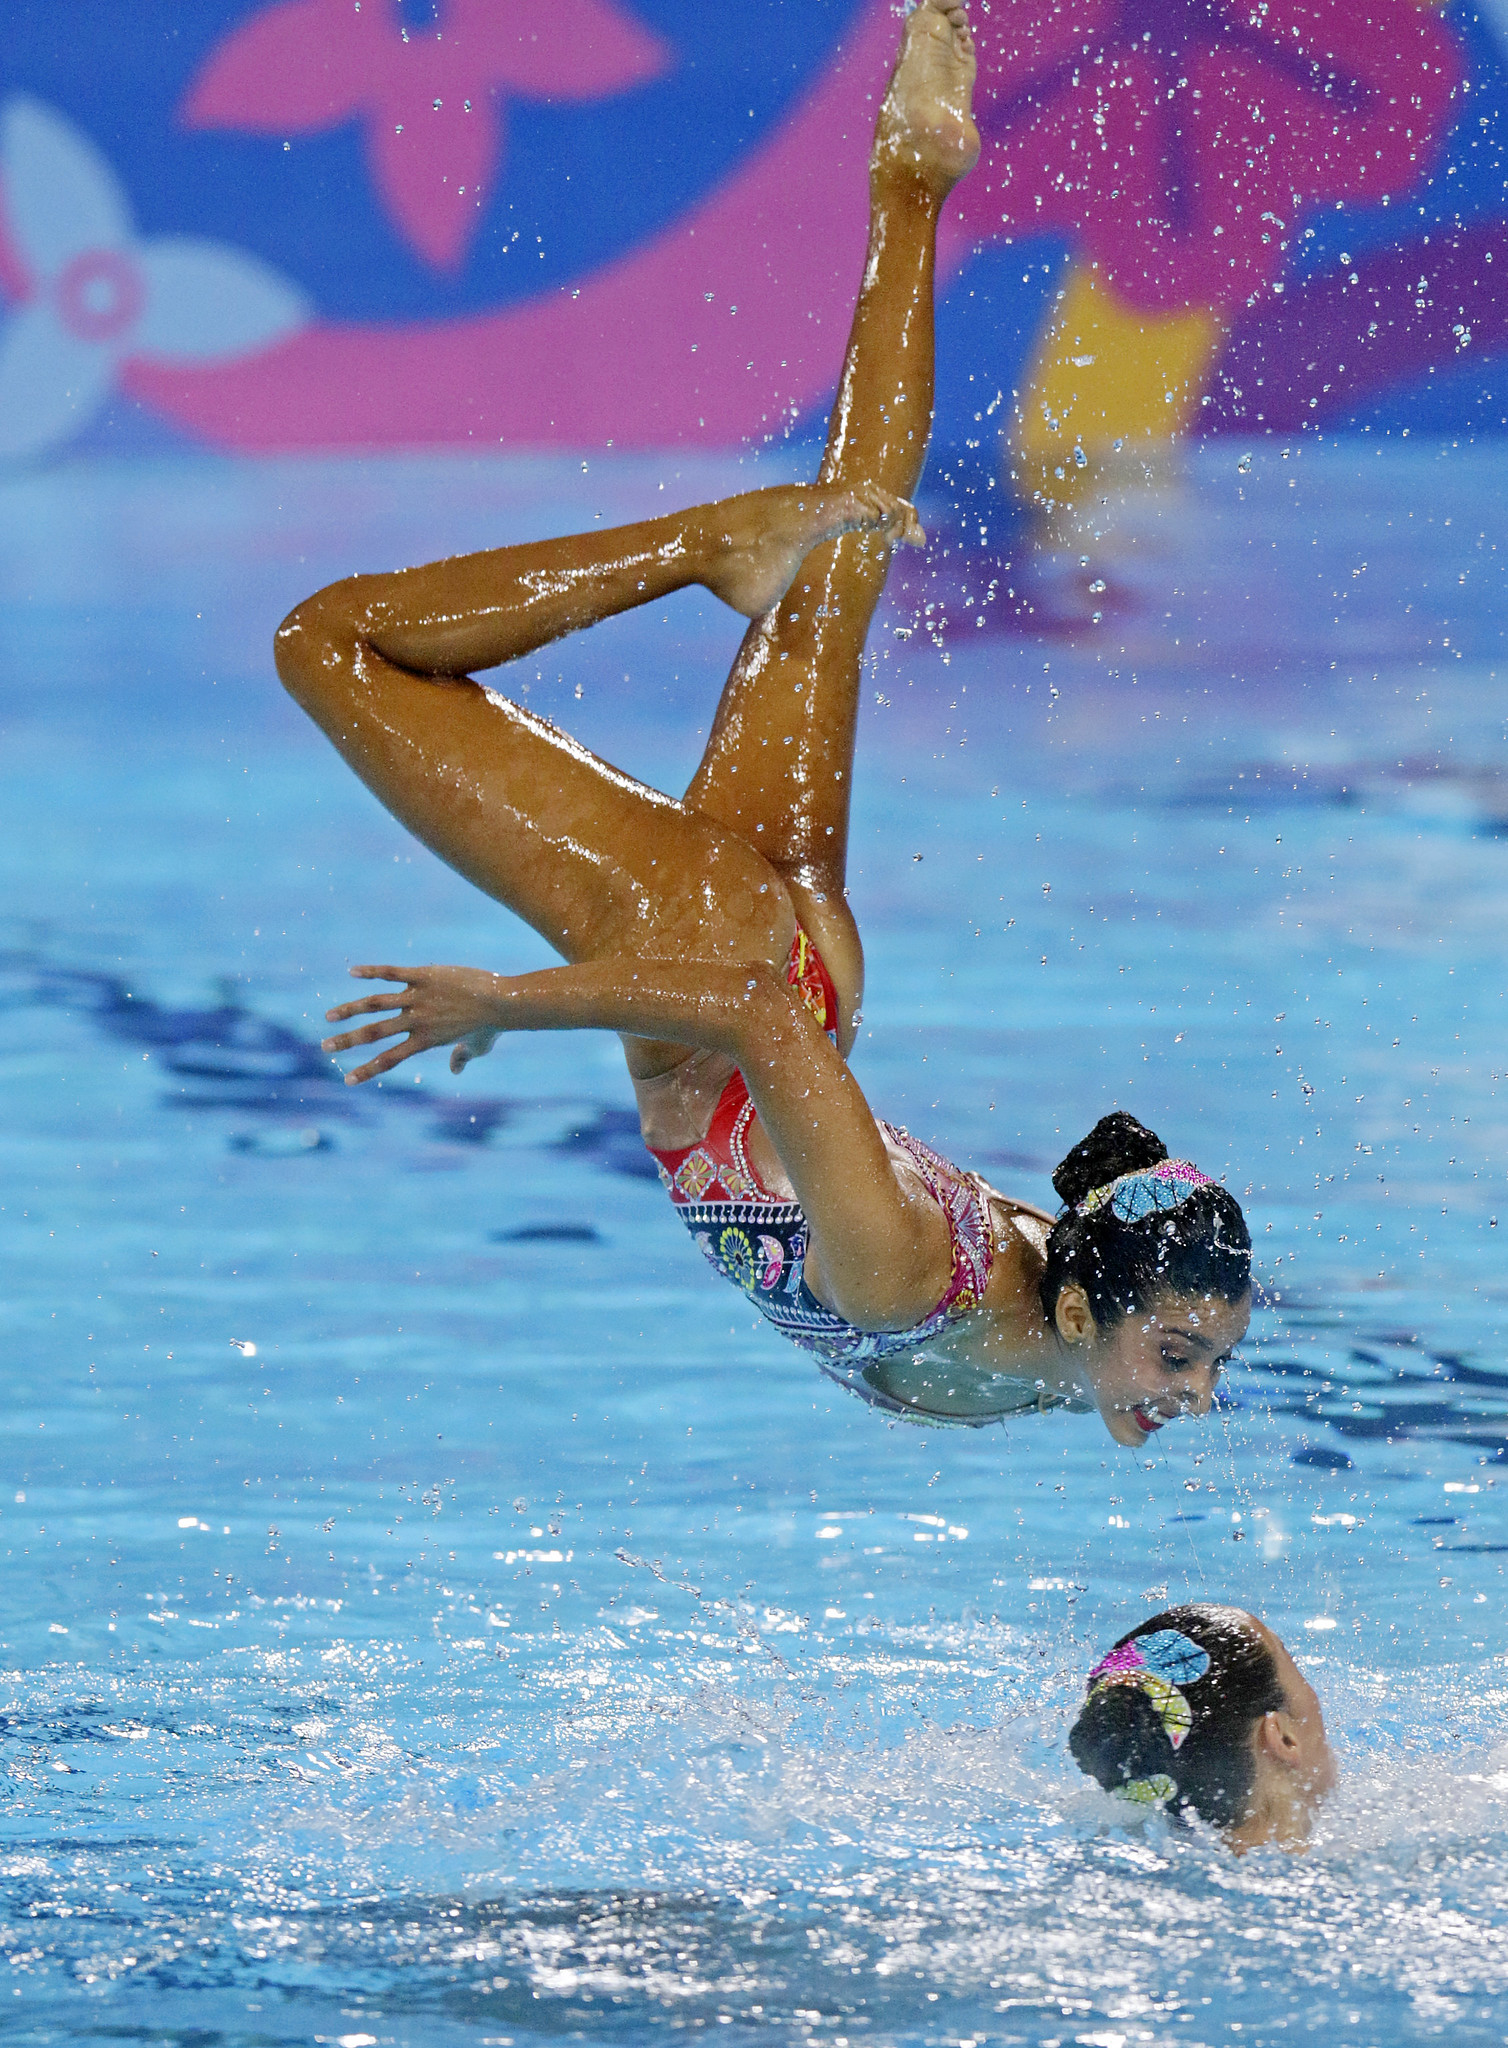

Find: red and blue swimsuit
<box><xmin>646</xmin><ymin>929</ymin><xmax>996</xmax><ymax>1400</ymax></box>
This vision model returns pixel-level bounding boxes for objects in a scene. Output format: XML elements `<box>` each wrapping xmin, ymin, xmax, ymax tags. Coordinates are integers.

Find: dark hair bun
<box><xmin>1069</xmin><ymin>1605</ymin><xmax>1288</xmax><ymax>1829</ymax></box>
<box><xmin>1068</xmin><ymin>1672</ymin><xmax>1172</xmax><ymax>1793</ymax></box>
<box><xmin>1051</xmin><ymin>1112</ymin><xmax>1168</xmax><ymax>1210</ymax></box>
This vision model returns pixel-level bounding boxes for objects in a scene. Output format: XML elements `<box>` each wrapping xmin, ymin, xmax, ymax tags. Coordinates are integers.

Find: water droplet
<box><xmin>1237</xmin><ymin>452</ymin><xmax>1253</xmax><ymax>474</ymax></box>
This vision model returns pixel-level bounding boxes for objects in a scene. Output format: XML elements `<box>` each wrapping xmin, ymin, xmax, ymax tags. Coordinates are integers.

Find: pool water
<box><xmin>2</xmin><ymin>439</ymin><xmax>1507</xmax><ymax>2047</ymax></box>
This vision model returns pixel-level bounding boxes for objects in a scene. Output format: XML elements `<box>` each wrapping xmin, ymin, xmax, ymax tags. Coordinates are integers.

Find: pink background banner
<box><xmin>0</xmin><ymin>0</ymin><xmax>1503</xmax><ymax>463</ymax></box>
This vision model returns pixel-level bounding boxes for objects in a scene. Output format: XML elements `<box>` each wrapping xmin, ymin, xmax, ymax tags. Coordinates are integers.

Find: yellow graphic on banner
<box><xmin>1011</xmin><ymin>267</ymin><xmax>1224</xmax><ymax>514</ymax></box>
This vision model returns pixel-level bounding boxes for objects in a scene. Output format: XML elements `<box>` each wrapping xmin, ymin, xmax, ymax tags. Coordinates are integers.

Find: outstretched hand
<box><xmin>323</xmin><ymin>964</ymin><xmax>503</xmax><ymax>1084</ymax></box>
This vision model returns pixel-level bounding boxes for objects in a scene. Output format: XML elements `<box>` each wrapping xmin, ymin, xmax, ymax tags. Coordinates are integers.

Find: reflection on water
<box><xmin>0</xmin><ymin>442</ymin><xmax>1506</xmax><ymax>2045</ymax></box>
<box><xmin>6</xmin><ymin>1636</ymin><xmax>1508</xmax><ymax>2045</ymax></box>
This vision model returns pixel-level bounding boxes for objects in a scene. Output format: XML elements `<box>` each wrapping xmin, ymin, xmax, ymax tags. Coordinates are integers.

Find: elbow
<box><xmin>273</xmin><ymin>587</ymin><xmax>339</xmax><ymax>711</ymax></box>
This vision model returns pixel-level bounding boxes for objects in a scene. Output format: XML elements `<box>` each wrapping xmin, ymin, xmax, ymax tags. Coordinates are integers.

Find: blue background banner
<box><xmin>0</xmin><ymin>0</ymin><xmax>1503</xmax><ymax>468</ymax></box>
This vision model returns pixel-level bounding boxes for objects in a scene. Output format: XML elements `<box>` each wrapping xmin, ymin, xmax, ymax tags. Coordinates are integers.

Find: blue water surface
<box><xmin>2</xmin><ymin>439</ymin><xmax>1508</xmax><ymax>2046</ymax></box>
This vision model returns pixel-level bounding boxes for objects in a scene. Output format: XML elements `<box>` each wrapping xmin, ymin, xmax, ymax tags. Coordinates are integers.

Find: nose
<box><xmin>1182</xmin><ymin>1368</ymin><xmax>1217</xmax><ymax>1419</ymax></box>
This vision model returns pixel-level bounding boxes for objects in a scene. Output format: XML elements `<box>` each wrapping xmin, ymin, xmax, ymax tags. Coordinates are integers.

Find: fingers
<box><xmin>879</xmin><ymin>500</ymin><xmax>926</xmax><ymax>550</ymax></box>
<box><xmin>324</xmin><ymin>991</ymin><xmax>408</xmax><ymax>1024</ymax></box>
<box><xmin>342</xmin><ymin>1042</ymin><xmax>417</xmax><ymax>1086</ymax></box>
<box><xmin>322</xmin><ymin>1018</ymin><xmax>407</xmax><ymax>1053</ymax></box>
<box><xmin>452</xmin><ymin>1026</ymin><xmax>499</xmax><ymax>1073</ymax></box>
<box><xmin>326</xmin><ymin>965</ymin><xmax>414</xmax><ymax>1024</ymax></box>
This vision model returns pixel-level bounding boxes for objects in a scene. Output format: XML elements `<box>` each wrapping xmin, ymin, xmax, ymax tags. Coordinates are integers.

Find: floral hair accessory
<box><xmin>1075</xmin><ymin>1158</ymin><xmax>1214</xmax><ymax>1224</ymax></box>
<box><xmin>1114</xmin><ymin>1772</ymin><xmax>1177</xmax><ymax>1808</ymax></box>
<box><xmin>1085</xmin><ymin>1628</ymin><xmax>1212</xmax><ymax>1754</ymax></box>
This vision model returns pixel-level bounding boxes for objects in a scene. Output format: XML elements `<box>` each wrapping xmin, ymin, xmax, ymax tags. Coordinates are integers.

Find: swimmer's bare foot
<box><xmin>875</xmin><ymin>0</ymin><xmax>979</xmax><ymax>196</ymax></box>
<box><xmin>700</xmin><ymin>482</ymin><xmax>925</xmax><ymax>619</ymax></box>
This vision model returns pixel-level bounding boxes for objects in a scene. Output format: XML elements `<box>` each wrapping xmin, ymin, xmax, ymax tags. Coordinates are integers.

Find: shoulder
<box><xmin>978</xmin><ymin>1185</ymin><xmax>1056</xmax><ymax>1232</ymax></box>
<box><xmin>976</xmin><ymin>1199</ymin><xmax>1053</xmax><ymax>1324</ymax></box>
<box><xmin>999</xmin><ymin>1201</ymin><xmax>1054</xmax><ymax>1258</ymax></box>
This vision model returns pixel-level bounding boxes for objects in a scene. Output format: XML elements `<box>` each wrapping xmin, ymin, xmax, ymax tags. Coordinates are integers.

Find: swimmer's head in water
<box><xmin>1039</xmin><ymin>1113</ymin><xmax>1252</xmax><ymax>1443</ymax></box>
<box><xmin>1070</xmin><ymin>1603</ymin><xmax>1336</xmax><ymax>1845</ymax></box>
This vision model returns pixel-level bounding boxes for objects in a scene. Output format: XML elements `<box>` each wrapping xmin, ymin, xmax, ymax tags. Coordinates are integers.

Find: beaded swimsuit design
<box><xmin>647</xmin><ymin>929</ymin><xmax>994</xmax><ymax>1367</ymax></box>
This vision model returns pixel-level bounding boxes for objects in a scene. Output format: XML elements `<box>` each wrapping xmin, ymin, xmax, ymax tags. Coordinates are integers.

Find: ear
<box><xmin>1256</xmin><ymin>1709</ymin><xmax>1303</xmax><ymax>1769</ymax></box>
<box><xmin>1054</xmin><ymin>1283</ymin><xmax>1095</xmax><ymax>1348</ymax></box>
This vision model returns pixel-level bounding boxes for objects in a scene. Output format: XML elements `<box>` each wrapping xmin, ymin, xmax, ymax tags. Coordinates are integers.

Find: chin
<box><xmin>1103</xmin><ymin>1410</ymin><xmax>1150</xmax><ymax>1447</ymax></box>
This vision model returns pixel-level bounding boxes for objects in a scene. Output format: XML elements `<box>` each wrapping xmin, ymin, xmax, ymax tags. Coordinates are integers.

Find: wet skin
<box><xmin>1077</xmin><ymin>1289</ymin><xmax>1252</xmax><ymax>1447</ymax></box>
<box><xmin>1227</xmin><ymin>1616</ymin><xmax>1338</xmax><ymax>1851</ymax></box>
<box><xmin>276</xmin><ymin>3</ymin><xmax>1236</xmax><ymax>1441</ymax></box>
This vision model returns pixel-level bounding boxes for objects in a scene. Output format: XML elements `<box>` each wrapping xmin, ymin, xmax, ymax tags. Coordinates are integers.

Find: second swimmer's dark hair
<box><xmin>1069</xmin><ymin>1604</ymin><xmax>1285</xmax><ymax>1828</ymax></box>
<box><xmin>1039</xmin><ymin>1112</ymin><xmax>1251</xmax><ymax>1329</ymax></box>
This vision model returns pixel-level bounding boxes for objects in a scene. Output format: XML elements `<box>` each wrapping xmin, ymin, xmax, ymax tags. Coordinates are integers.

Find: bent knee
<box><xmin>273</xmin><ymin>580</ymin><xmax>364</xmax><ymax>713</ymax></box>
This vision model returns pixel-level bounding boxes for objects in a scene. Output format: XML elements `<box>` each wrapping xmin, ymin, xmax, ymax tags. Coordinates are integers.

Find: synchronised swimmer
<box><xmin>276</xmin><ymin>1</ymin><xmax>1252</xmax><ymax>1445</ymax></box>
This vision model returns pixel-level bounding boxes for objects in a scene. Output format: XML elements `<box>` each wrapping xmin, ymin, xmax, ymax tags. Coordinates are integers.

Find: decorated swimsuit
<box><xmin>646</xmin><ymin>929</ymin><xmax>1035</xmax><ymax>1423</ymax></box>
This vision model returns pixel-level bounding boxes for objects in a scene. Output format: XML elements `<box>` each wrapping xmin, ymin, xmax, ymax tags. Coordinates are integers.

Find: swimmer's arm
<box><xmin>324</xmin><ymin>958</ymin><xmax>953</xmax><ymax>1327</ymax></box>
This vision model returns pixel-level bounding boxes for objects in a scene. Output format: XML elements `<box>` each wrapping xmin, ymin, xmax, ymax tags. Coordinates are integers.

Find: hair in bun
<box><xmin>1051</xmin><ymin>1111</ymin><xmax>1168</xmax><ymax>1209</ymax></box>
<box><xmin>1039</xmin><ymin>1113</ymin><xmax>1251</xmax><ymax>1330</ymax></box>
<box><xmin>1069</xmin><ymin>1603</ymin><xmax>1285</xmax><ymax>1828</ymax></box>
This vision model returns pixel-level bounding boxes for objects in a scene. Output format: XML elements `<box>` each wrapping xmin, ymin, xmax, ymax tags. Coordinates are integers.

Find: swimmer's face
<box><xmin>1248</xmin><ymin>1616</ymin><xmax>1338</xmax><ymax>1818</ymax></box>
<box><xmin>1058</xmin><ymin>1287</ymin><xmax>1251</xmax><ymax>1446</ymax></box>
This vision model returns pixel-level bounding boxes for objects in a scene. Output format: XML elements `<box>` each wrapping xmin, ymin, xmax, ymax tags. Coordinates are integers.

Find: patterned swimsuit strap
<box><xmin>887</xmin><ymin>1128</ymin><xmax>996</xmax><ymax>1316</ymax></box>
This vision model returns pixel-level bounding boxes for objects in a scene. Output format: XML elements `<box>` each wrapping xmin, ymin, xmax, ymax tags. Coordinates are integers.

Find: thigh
<box><xmin>279</xmin><ymin>605</ymin><xmax>795</xmax><ymax>973</ymax></box>
<box><xmin>683</xmin><ymin>531</ymin><xmax>886</xmax><ymax>880</ymax></box>
<box><xmin>680</xmin><ymin>528</ymin><xmax>888</xmax><ymax>1050</ymax></box>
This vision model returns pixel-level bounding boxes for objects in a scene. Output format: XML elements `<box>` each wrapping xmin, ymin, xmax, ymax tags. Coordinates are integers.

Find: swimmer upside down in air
<box><xmin>276</xmin><ymin>0</ymin><xmax>1252</xmax><ymax>1441</ymax></box>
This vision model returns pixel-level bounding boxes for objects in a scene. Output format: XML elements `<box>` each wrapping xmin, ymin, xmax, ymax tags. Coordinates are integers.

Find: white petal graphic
<box><xmin>132</xmin><ymin>237</ymin><xmax>310</xmax><ymax>364</ymax></box>
<box><xmin>1479</xmin><ymin>0</ymin><xmax>1508</xmax><ymax>59</ymax></box>
<box><xmin>0</xmin><ymin>95</ymin><xmax>135</xmax><ymax>282</ymax></box>
<box><xmin>0</xmin><ymin>302</ymin><xmax>116</xmax><ymax>462</ymax></box>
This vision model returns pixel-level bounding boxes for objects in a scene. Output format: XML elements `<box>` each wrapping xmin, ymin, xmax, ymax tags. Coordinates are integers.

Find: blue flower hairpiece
<box><xmin>1075</xmin><ymin>1158</ymin><xmax>1214</xmax><ymax>1224</ymax></box>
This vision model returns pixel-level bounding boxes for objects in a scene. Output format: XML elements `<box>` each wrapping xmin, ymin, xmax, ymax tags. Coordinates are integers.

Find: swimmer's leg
<box><xmin>682</xmin><ymin>0</ymin><xmax>978</xmax><ymax>1039</ymax></box>
<box><xmin>285</xmin><ymin>484</ymin><xmax>923</xmax><ymax>683</ymax></box>
<box><xmin>274</xmin><ymin>489</ymin><xmax>920</xmax><ymax>970</ymax></box>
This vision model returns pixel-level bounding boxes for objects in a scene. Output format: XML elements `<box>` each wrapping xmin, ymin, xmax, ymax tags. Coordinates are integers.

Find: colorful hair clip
<box><xmin>1085</xmin><ymin>1627</ymin><xmax>1211</xmax><ymax>1754</ymax></box>
<box><xmin>1075</xmin><ymin>1158</ymin><xmax>1214</xmax><ymax>1224</ymax></box>
<box><xmin>1114</xmin><ymin>1772</ymin><xmax>1177</xmax><ymax>1807</ymax></box>
<box><xmin>1134</xmin><ymin>1628</ymin><xmax>1212</xmax><ymax>1687</ymax></box>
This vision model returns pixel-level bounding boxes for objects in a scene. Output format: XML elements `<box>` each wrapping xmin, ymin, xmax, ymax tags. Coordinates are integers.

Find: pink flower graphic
<box><xmin>952</xmin><ymin>0</ymin><xmax>1463</xmax><ymax>314</ymax></box>
<box><xmin>183</xmin><ymin>0</ymin><xmax>673</xmax><ymax>271</ymax></box>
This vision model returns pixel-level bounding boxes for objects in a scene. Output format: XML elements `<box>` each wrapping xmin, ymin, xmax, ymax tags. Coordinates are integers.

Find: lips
<box><xmin>1133</xmin><ymin>1407</ymin><xmax>1165</xmax><ymax>1435</ymax></box>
